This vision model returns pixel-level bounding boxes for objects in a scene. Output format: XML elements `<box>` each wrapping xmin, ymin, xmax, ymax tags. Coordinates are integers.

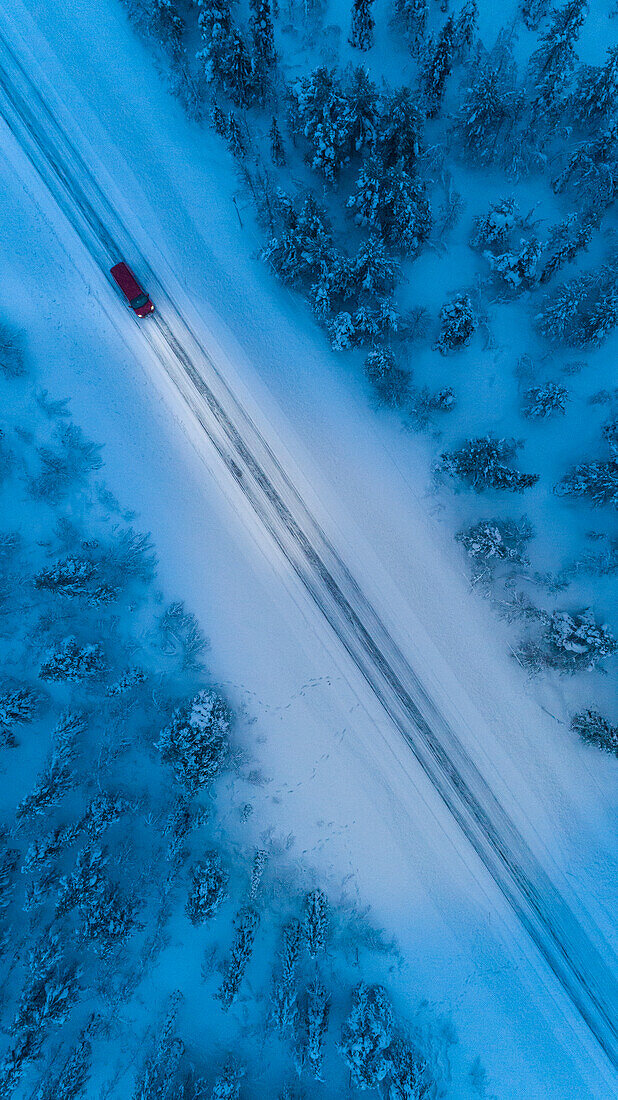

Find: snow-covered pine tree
<box><xmin>187</xmin><ymin>853</ymin><xmax>229</xmax><ymax>923</ymax></box>
<box><xmin>552</xmin><ymin>119</ymin><xmax>618</xmax><ymax>213</ymax></box>
<box><xmin>263</xmin><ymin>193</ymin><xmax>335</xmax><ymax>286</ymax></box>
<box><xmin>39</xmin><ymin>637</ymin><xmax>106</xmax><ymax>684</ymax></box>
<box><xmin>287</xmin><ymin>68</ymin><xmax>352</xmax><ymax>181</ymax></box>
<box><xmin>196</xmin><ymin>0</ymin><xmax>235</xmax><ymax>89</ymax></box>
<box><xmin>211</xmin><ymin>101</ymin><xmax>228</xmax><ymax>135</ymax></box>
<box><xmin>487</xmin><ymin>237</ymin><xmax>543</xmax><ymax>290</ymax></box>
<box><xmin>225</xmin><ymin>30</ymin><xmax>255</xmax><ymax>106</ymax></box>
<box><xmin>218</xmin><ymin>905</ymin><xmax>260</xmax><ymax>1007</ymax></box>
<box><xmin>348</xmin><ymin>160</ymin><xmax>431</xmax><ymax>255</ymax></box>
<box><xmin>557</xmin><ymin>456</ymin><xmax>618</xmax><ymax>508</ymax></box>
<box><xmin>0</xmin><ymin>931</ymin><xmax>80</xmax><ymax>1094</ymax></box>
<box><xmin>471</xmin><ymin>197</ymin><xmax>520</xmax><ymax>251</ymax></box>
<box><xmin>528</xmin><ymin>0</ymin><xmax>588</xmax><ymax>117</ymax></box>
<box><xmin>435</xmin><ymin>293</ymin><xmax>476</xmax><ymax>352</ymax></box>
<box><xmin>303</xmin><ymin>888</ymin><xmax>329</xmax><ymax>957</ymax></box>
<box><xmin>271</xmin><ymin>919</ymin><xmax>302</xmax><ymax>1032</ymax></box>
<box><xmin>296</xmin><ymin>976</ymin><xmax>330</xmax><ymax>1079</ymax></box>
<box><xmin>540</xmin><ymin>213</ymin><xmax>594</xmax><ymax>284</ymax></box>
<box><xmin>440</xmin><ymin>436</ymin><xmax>539</xmax><ymax>492</ymax></box>
<box><xmin>0</xmin><ymin>322</ymin><xmax>24</xmax><ymax>378</ymax></box>
<box><xmin>571</xmin><ymin>43</ymin><xmax>618</xmax><ymax>126</ymax></box>
<box><xmin>537</xmin><ymin>264</ymin><xmax>618</xmax><ymax>348</ymax></box>
<box><xmin>520</xmin><ymin>608</ymin><xmax>617</xmax><ymax>673</ymax></box>
<box><xmin>364</xmin><ymin>346</ymin><xmax>410</xmax><ymax>407</ymax></box>
<box><xmin>59</xmin><ymin>844</ymin><xmax>135</xmax><ymax>955</ymax></box>
<box><xmin>29</xmin><ymin>423</ymin><xmax>102</xmax><ymax>503</ymax></box>
<box><xmin>339</xmin><ymin>983</ymin><xmax>394</xmax><ymax>1089</ymax></box>
<box><xmin>0</xmin><ymin>682</ymin><xmax>41</xmax><ymax>746</ymax></box>
<box><xmin>456</xmin><ymin>32</ymin><xmax>520</xmax><ymax>166</ymax></box>
<box><xmin>33</xmin><ymin>1030</ymin><xmax>92</xmax><ymax>1100</ymax></box>
<box><xmin>456</xmin><ymin>516</ymin><xmax>533</xmax><ymax>578</ymax></box>
<box><xmin>345</xmin><ymin>67</ymin><xmax>379</xmax><ymax>155</ymax></box>
<box><xmin>420</xmin><ymin>15</ymin><xmax>455</xmax><ymax>117</ymax></box>
<box><xmin>377</xmin><ymin>86</ymin><xmax>424</xmax><ymax>171</ymax></box>
<box><xmin>269</xmin><ymin>116</ymin><xmax>285</xmax><ymax>165</ymax></box>
<box><xmin>350</xmin><ymin>0</ymin><xmax>376</xmax><ymax>50</ymax></box>
<box><xmin>349</xmin><ymin>236</ymin><xmax>399</xmax><ymax>298</ymax></box>
<box><xmin>250</xmin><ymin>0</ymin><xmax>276</xmax><ymax>72</ymax></box>
<box><xmin>156</xmin><ymin>688</ymin><xmax>232</xmax><ymax>793</ymax></box>
<box><xmin>394</xmin><ymin>0</ymin><xmax>428</xmax><ymax>57</ymax></box>
<box><xmin>328</xmin><ymin>301</ymin><xmax>399</xmax><ymax>350</ymax></box>
<box><xmin>17</xmin><ymin>711</ymin><xmax>83</xmax><ymax>821</ymax></box>
<box><xmin>227</xmin><ymin>111</ymin><xmax>246</xmax><ymax>156</ymax></box>
<box><xmin>124</xmin><ymin>0</ymin><xmax>185</xmax><ymax>57</ymax></box>
<box><xmin>452</xmin><ymin>0</ymin><xmax>478</xmax><ymax>60</ymax></box>
<box><xmin>387</xmin><ymin>1035</ymin><xmax>432</xmax><ymax>1100</ymax></box>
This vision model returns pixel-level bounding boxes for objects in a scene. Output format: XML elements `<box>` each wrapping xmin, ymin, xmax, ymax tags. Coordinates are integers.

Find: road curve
<box><xmin>1</xmin><ymin>26</ymin><xmax>617</xmax><ymax>1076</ymax></box>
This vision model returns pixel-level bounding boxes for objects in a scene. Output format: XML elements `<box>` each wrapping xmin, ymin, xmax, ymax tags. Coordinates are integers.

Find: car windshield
<box><xmin>130</xmin><ymin>292</ymin><xmax>149</xmax><ymax>309</ymax></box>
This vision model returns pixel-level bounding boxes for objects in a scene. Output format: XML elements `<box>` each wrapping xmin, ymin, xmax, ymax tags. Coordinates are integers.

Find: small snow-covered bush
<box><xmin>557</xmin><ymin>458</ymin><xmax>618</xmax><ymax>508</ymax></box>
<box><xmin>186</xmin><ymin>852</ymin><xmax>228</xmax><ymax>924</ymax></box>
<box><xmin>522</xmin><ymin>382</ymin><xmax>569</xmax><ymax>419</ymax></box>
<box><xmin>441</xmin><ymin>436</ymin><xmax>538</xmax><ymax>493</ymax></box>
<box><xmin>0</xmin><ymin>682</ymin><xmax>42</xmax><ymax>746</ymax></box>
<box><xmin>28</xmin><ymin>423</ymin><xmax>102</xmax><ymax>503</ymax></box>
<box><xmin>303</xmin><ymin>888</ymin><xmax>329</xmax><ymax>958</ymax></box>
<box><xmin>456</xmin><ymin>516</ymin><xmax>533</xmax><ymax>577</ymax></box>
<box><xmin>486</xmin><ymin>237</ymin><xmax>542</xmax><ymax>290</ymax></box>
<box><xmin>435</xmin><ymin>293</ymin><xmax>476</xmax><ymax>353</ymax></box>
<box><xmin>571</xmin><ymin>709</ymin><xmax>618</xmax><ymax>755</ymax></box>
<box><xmin>364</xmin><ymin>347</ymin><xmax>410</xmax><ymax>408</ymax></box>
<box><xmin>39</xmin><ymin>637</ymin><xmax>106</xmax><ymax>684</ymax></box>
<box><xmin>519</xmin><ymin>608</ymin><xmax>617</xmax><ymax>674</ymax></box>
<box><xmin>0</xmin><ymin>323</ymin><xmax>25</xmax><ymax>378</ymax></box>
<box><xmin>211</xmin><ymin>1057</ymin><xmax>245</xmax><ymax>1099</ymax></box>
<box><xmin>470</xmin><ymin>198</ymin><xmax>519</xmax><ymax>251</ymax></box>
<box><xmin>157</xmin><ymin>689</ymin><xmax>232</xmax><ymax>793</ymax></box>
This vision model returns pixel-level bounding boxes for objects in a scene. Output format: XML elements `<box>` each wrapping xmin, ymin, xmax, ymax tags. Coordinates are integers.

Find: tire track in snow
<box><xmin>0</xmin><ymin>29</ymin><xmax>617</xmax><ymax>1077</ymax></box>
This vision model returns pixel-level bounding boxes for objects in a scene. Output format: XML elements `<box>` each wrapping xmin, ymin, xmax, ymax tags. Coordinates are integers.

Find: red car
<box><xmin>110</xmin><ymin>262</ymin><xmax>154</xmax><ymax>317</ymax></box>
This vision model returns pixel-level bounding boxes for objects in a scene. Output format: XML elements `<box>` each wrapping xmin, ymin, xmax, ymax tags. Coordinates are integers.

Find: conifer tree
<box><xmin>420</xmin><ymin>15</ymin><xmax>455</xmax><ymax>116</ymax></box>
<box><xmin>377</xmin><ymin>86</ymin><xmax>423</xmax><ymax>170</ymax></box>
<box><xmin>572</xmin><ymin>44</ymin><xmax>618</xmax><ymax>126</ymax></box>
<box><xmin>521</xmin><ymin>0</ymin><xmax>550</xmax><ymax>29</ymax></box>
<box><xmin>226</xmin><ymin>30</ymin><xmax>254</xmax><ymax>107</ymax></box>
<box><xmin>250</xmin><ymin>0</ymin><xmax>276</xmax><ymax>71</ymax></box>
<box><xmin>227</xmin><ymin>111</ymin><xmax>246</xmax><ymax>157</ymax></box>
<box><xmin>345</xmin><ymin>67</ymin><xmax>380</xmax><ymax>155</ymax></box>
<box><xmin>528</xmin><ymin>0</ymin><xmax>588</xmax><ymax>116</ymax></box>
<box><xmin>453</xmin><ymin>0</ymin><xmax>478</xmax><ymax>60</ymax></box>
<box><xmin>395</xmin><ymin>0</ymin><xmax>428</xmax><ymax>56</ymax></box>
<box><xmin>456</xmin><ymin>32</ymin><xmax>520</xmax><ymax>166</ymax></box>
<box><xmin>350</xmin><ymin>0</ymin><xmax>376</xmax><ymax>50</ymax></box>
<box><xmin>269</xmin><ymin>116</ymin><xmax>285</xmax><ymax>165</ymax></box>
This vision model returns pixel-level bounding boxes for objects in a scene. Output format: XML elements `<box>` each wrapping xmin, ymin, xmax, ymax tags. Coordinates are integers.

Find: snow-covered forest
<box><xmin>1</xmin><ymin>0</ymin><xmax>618</xmax><ymax>1095</ymax></box>
<box><xmin>121</xmin><ymin>0</ymin><xmax>618</xmax><ymax>745</ymax></box>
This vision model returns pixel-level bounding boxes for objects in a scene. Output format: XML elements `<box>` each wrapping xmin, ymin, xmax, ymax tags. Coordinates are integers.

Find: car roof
<box><xmin>110</xmin><ymin>262</ymin><xmax>143</xmax><ymax>298</ymax></box>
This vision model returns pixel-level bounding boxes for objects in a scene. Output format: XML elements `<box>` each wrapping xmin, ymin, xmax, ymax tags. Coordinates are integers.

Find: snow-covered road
<box><xmin>1</xmin><ymin>16</ymin><xmax>617</xmax><ymax>1082</ymax></box>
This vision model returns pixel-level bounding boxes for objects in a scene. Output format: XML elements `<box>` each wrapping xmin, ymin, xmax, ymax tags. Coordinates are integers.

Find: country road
<box><xmin>1</xmin><ymin>19</ymin><xmax>617</xmax><ymax>1080</ymax></box>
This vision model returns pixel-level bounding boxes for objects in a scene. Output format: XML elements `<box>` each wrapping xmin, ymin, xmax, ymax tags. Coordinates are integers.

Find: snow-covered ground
<box><xmin>0</xmin><ymin>0</ymin><xmax>617</xmax><ymax>1095</ymax></box>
